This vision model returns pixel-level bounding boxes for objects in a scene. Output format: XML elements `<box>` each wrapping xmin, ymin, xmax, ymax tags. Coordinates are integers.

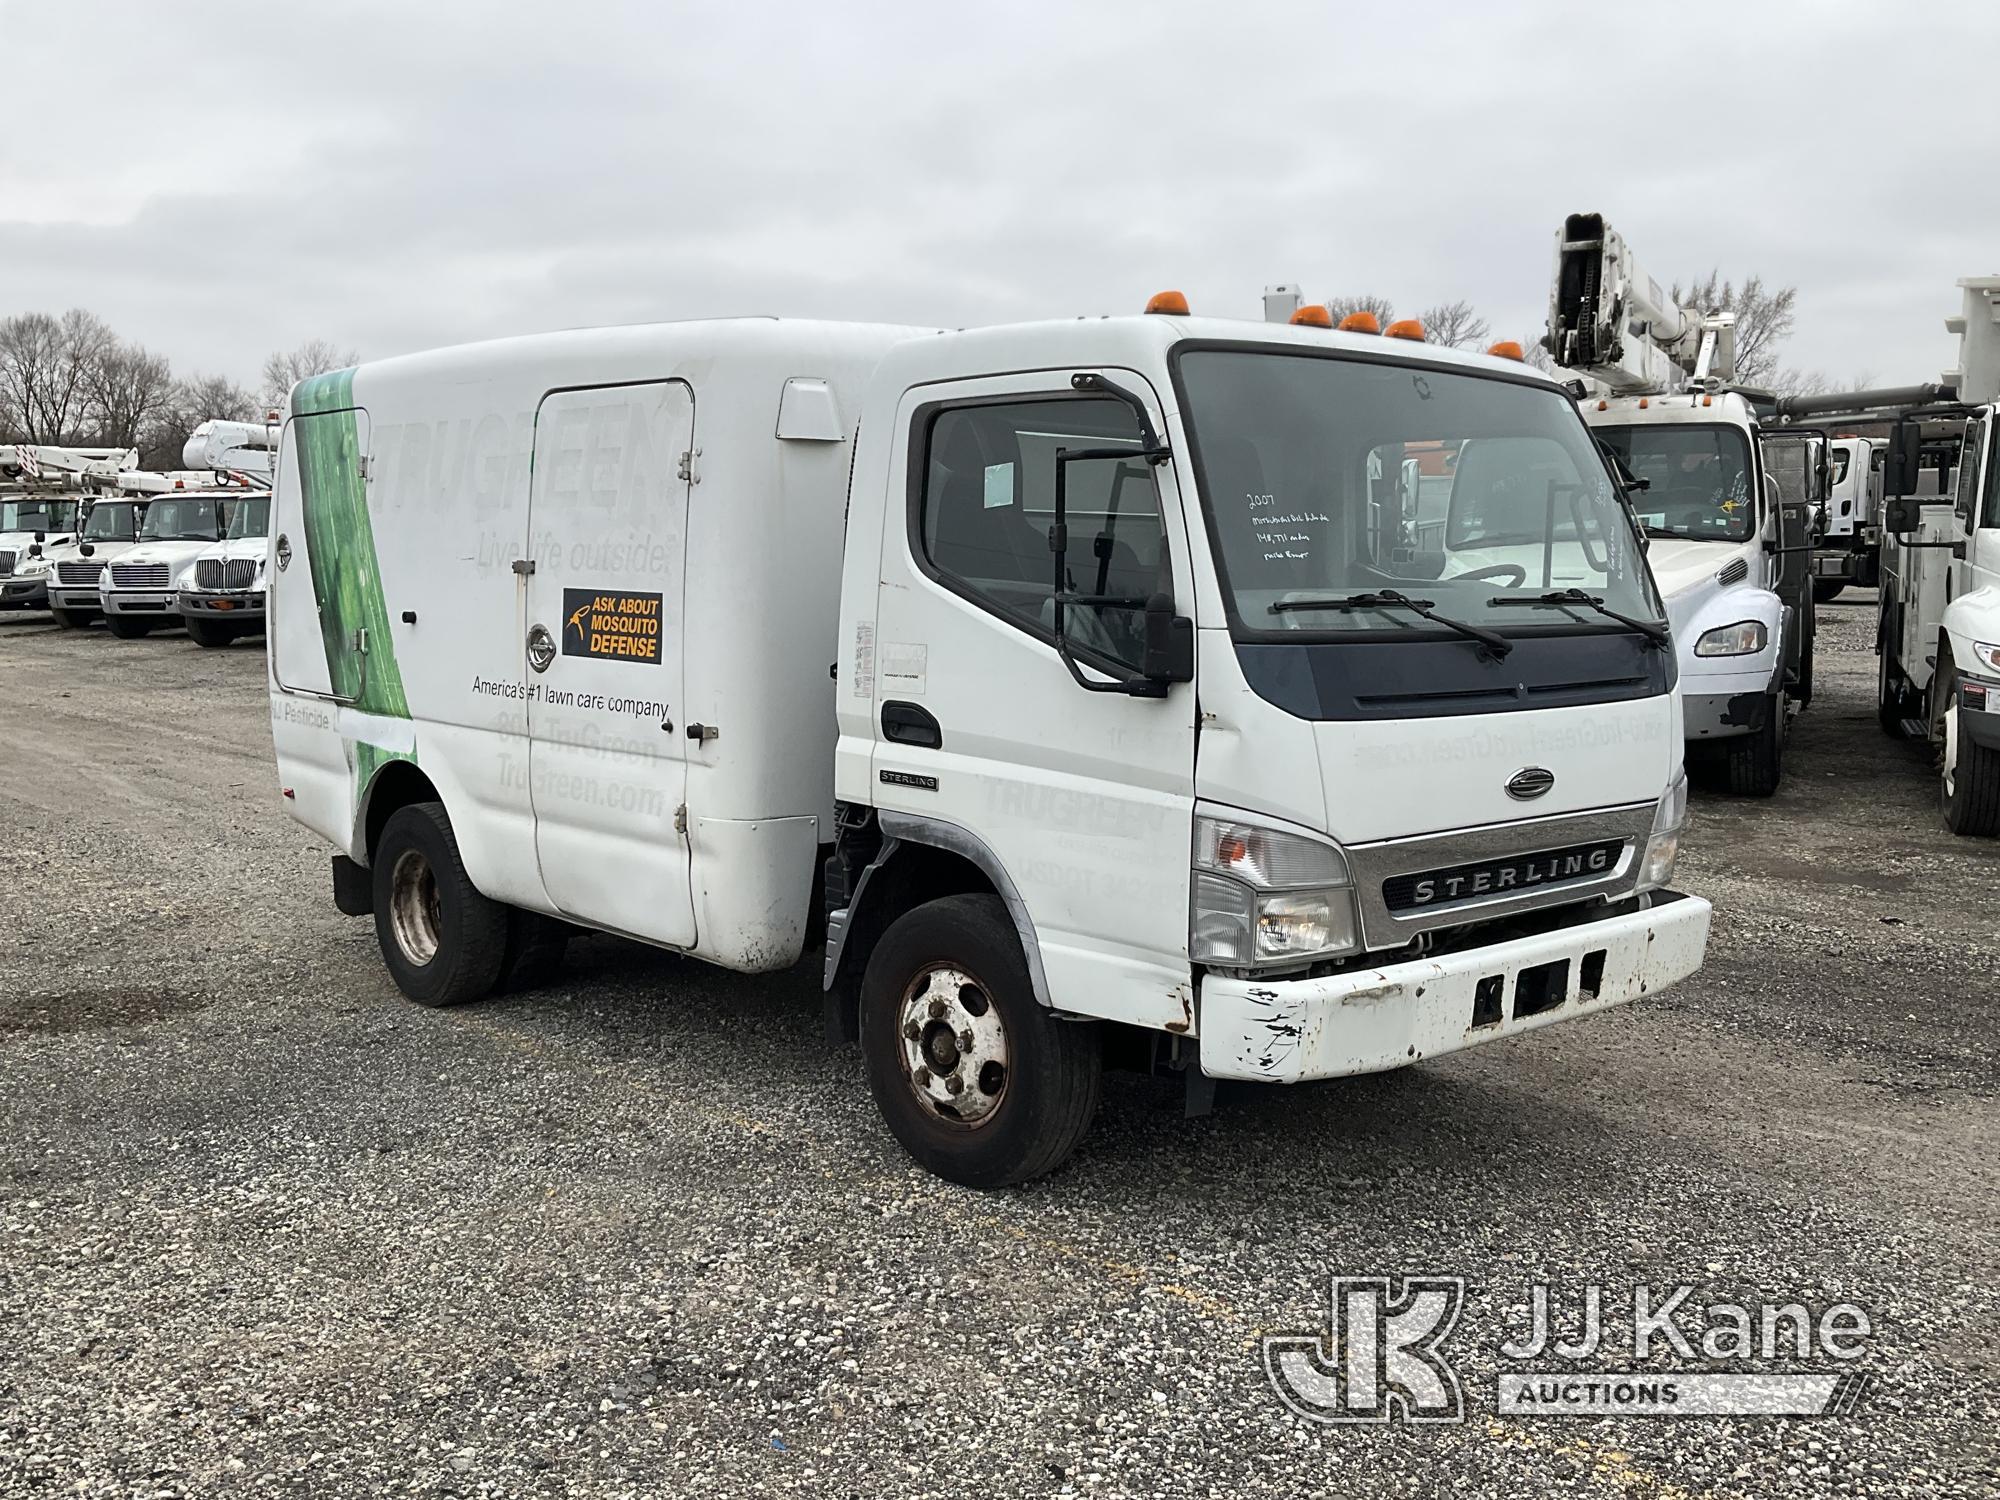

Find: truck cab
<box><xmin>98</xmin><ymin>489</ymin><xmax>238</xmax><ymax>638</ymax></box>
<box><xmin>1581</xmin><ymin>392</ymin><xmax>1816</xmax><ymax>796</ymax></box>
<box><xmin>176</xmin><ymin>491</ymin><xmax>270</xmax><ymax>647</ymax></box>
<box><xmin>44</xmin><ymin>495</ymin><xmax>151</xmax><ymax>627</ymax></box>
<box><xmin>1811</xmin><ymin>435</ymin><xmax>1884</xmax><ymax>599</ymax></box>
<box><xmin>0</xmin><ymin>494</ymin><xmax>81</xmax><ymax>608</ymax></box>
<box><xmin>269</xmin><ymin>305</ymin><xmax>1711</xmax><ymax>1185</ymax></box>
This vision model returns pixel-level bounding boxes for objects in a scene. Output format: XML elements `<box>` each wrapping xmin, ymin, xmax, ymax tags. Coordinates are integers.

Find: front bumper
<box><xmin>1198</xmin><ymin>891</ymin><xmax>1711</xmax><ymax>1083</ymax></box>
<box><xmin>100</xmin><ymin>589</ymin><xmax>179</xmax><ymax>617</ymax></box>
<box><xmin>178</xmin><ymin>589</ymin><xmax>265</xmax><ymax>622</ymax></box>
<box><xmin>46</xmin><ymin>586</ymin><xmax>101</xmax><ymax>612</ymax></box>
<box><xmin>0</xmin><ymin>575</ymin><xmax>50</xmax><ymax>607</ymax></box>
<box><xmin>1682</xmin><ymin>663</ymin><xmax>1774</xmax><ymax>740</ymax></box>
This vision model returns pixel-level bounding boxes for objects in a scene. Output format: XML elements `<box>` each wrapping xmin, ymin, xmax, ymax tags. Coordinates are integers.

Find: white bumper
<box><xmin>1198</xmin><ymin>892</ymin><xmax>1711</xmax><ymax>1083</ymax></box>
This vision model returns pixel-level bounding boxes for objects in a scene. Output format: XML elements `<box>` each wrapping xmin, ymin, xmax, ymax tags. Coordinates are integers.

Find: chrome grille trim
<box><xmin>57</xmin><ymin>560</ymin><xmax>102</xmax><ymax>586</ymax></box>
<box><xmin>111</xmin><ymin>563</ymin><xmax>170</xmax><ymax>589</ymax></box>
<box><xmin>1346</xmin><ymin>801</ymin><xmax>1657</xmax><ymax>949</ymax></box>
<box><xmin>195</xmin><ymin>557</ymin><xmax>257</xmax><ymax>591</ymax></box>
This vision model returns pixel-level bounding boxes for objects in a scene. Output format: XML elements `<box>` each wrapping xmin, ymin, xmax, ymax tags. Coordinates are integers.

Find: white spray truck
<box><xmin>268</xmin><ymin>297</ymin><xmax>1710</xmax><ymax>1185</ymax></box>
<box><xmin>1545</xmin><ymin>212</ymin><xmax>1822</xmax><ymax>797</ymax></box>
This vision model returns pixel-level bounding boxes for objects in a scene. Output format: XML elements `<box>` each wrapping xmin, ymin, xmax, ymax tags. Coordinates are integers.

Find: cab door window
<box><xmin>916</xmin><ymin>396</ymin><xmax>1169</xmax><ymax>672</ymax></box>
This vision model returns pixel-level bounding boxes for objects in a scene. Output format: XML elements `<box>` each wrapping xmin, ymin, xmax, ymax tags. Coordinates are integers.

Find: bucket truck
<box><xmin>1545</xmin><ymin>212</ymin><xmax>1820</xmax><ymax>796</ymax></box>
<box><xmin>174</xmin><ymin>417</ymin><xmax>278</xmax><ymax>646</ymax></box>
<box><xmin>0</xmin><ymin>446</ymin><xmax>135</xmax><ymax>608</ymax></box>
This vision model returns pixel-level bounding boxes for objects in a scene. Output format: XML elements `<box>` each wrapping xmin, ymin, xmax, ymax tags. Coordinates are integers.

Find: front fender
<box><xmin>1941</xmin><ymin>585</ymin><xmax>2000</xmax><ymax>679</ymax></box>
<box><xmin>1676</xmin><ymin>586</ymin><xmax>1784</xmax><ymax>689</ymax></box>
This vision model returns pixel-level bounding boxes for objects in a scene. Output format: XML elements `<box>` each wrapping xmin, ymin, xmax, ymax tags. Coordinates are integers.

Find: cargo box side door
<box><xmin>271</xmin><ymin>403</ymin><xmax>378</xmax><ymax>703</ymax></box>
<box><xmin>523</xmin><ymin>380</ymin><xmax>696</xmax><ymax>948</ymax></box>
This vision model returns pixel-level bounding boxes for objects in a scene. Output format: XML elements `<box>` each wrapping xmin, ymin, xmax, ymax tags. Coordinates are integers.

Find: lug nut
<box><xmin>928</xmin><ymin>999</ymin><xmax>947</xmax><ymax>1019</ymax></box>
<box><xmin>913</xmin><ymin>1066</ymin><xmax>931</xmax><ymax>1086</ymax></box>
<box><xmin>903</xmin><ymin>1022</ymin><xmax>921</xmax><ymax>1041</ymax></box>
<box><xmin>958</xmin><ymin>1030</ymin><xmax>974</xmax><ymax>1052</ymax></box>
<box><xmin>945</xmin><ymin>1076</ymin><xmax>963</xmax><ymax>1095</ymax></box>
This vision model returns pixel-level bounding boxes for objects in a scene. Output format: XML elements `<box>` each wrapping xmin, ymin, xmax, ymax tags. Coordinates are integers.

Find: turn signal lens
<box><xmin>1290</xmin><ymin>305</ymin><xmax>1332</xmax><ymax>328</ymax></box>
<box><xmin>1195</xmin><ymin>817</ymin><xmax>1348</xmax><ymax>886</ymax></box>
<box><xmin>1971</xmin><ymin>641</ymin><xmax>2000</xmax><ymax>675</ymax></box>
<box><xmin>1144</xmin><ymin>290</ymin><xmax>1190</xmax><ymax>315</ymax></box>
<box><xmin>1385</xmin><ymin>318</ymin><xmax>1426</xmax><ymax>342</ymax></box>
<box><xmin>1337</xmin><ymin>311</ymin><xmax>1381</xmax><ymax>335</ymax></box>
<box><xmin>1486</xmin><ymin>340</ymin><xmax>1526</xmax><ymax>361</ymax></box>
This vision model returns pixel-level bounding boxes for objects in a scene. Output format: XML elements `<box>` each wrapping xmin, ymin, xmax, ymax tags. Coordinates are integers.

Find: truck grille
<box><xmin>0</xmin><ymin>551</ymin><xmax>14</xmax><ymax>576</ymax></box>
<box><xmin>57</xmin><ymin>560</ymin><xmax>101</xmax><ymax>586</ymax></box>
<box><xmin>1382</xmin><ymin>838</ymin><xmax>1628</xmax><ymax>913</ymax></box>
<box><xmin>111</xmin><ymin>563</ymin><xmax>170</xmax><ymax>589</ymax></box>
<box><xmin>195</xmin><ymin>558</ymin><xmax>257</xmax><ymax>591</ymax></box>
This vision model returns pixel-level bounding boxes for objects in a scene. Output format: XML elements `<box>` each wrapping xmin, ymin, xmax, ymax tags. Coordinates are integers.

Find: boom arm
<box><xmin>1545</xmin><ymin>212</ymin><xmax>1735</xmax><ymax>396</ymax></box>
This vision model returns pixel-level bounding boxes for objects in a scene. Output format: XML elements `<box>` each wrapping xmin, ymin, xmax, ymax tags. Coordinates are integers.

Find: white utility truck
<box><xmin>96</xmin><ymin>472</ymin><xmax>250</xmax><ymax>639</ymax></box>
<box><xmin>268</xmin><ymin>299</ymin><xmax>1711</xmax><ymax>1185</ymax></box>
<box><xmin>175</xmin><ymin>418</ymin><xmax>278</xmax><ymax>647</ymax></box>
<box><xmin>1874</xmin><ymin>275</ymin><xmax>2000</xmax><ymax>835</ymax></box>
<box><xmin>0</xmin><ymin>445</ymin><xmax>132</xmax><ymax>609</ymax></box>
<box><xmin>1546</xmin><ymin>212</ymin><xmax>1820</xmax><ymax>796</ymax></box>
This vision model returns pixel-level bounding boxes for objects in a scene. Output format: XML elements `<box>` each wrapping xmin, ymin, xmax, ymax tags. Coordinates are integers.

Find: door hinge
<box><xmin>674</xmin><ymin>803</ymin><xmax>688</xmax><ymax>835</ymax></box>
<box><xmin>351</xmin><ymin>626</ymin><xmax>368</xmax><ymax>655</ymax></box>
<box><xmin>678</xmin><ymin>448</ymin><xmax>702</xmax><ymax>484</ymax></box>
<box><xmin>511</xmin><ymin>558</ymin><xmax>536</xmax><ymax>576</ymax></box>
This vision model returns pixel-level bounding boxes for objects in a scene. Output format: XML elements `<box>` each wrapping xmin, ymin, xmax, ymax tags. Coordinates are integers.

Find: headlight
<box><xmin>1635</xmin><ymin>770</ymin><xmax>1688</xmax><ymax>895</ymax></box>
<box><xmin>1973</xmin><ymin>642</ymin><xmax>2000</xmax><ymax>677</ymax></box>
<box><xmin>16</xmin><ymin>556</ymin><xmax>50</xmax><ymax>578</ymax></box>
<box><xmin>1191</xmin><ymin>816</ymin><xmax>1358</xmax><ymax>967</ymax></box>
<box><xmin>1694</xmin><ymin>620</ymin><xmax>1768</xmax><ymax>657</ymax></box>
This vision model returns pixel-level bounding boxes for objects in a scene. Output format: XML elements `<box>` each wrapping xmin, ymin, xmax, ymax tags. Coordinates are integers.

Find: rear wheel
<box><xmin>105</xmin><ymin>615</ymin><xmax>153</xmax><ymax>639</ymax></box>
<box><xmin>1812</xmin><ymin>578</ymin><xmax>1846</xmax><ymax>604</ymax></box>
<box><xmin>371</xmin><ymin>802</ymin><xmax>510</xmax><ymax>1006</ymax></box>
<box><xmin>185</xmin><ymin>617</ymin><xmax>239</xmax><ymax>648</ymax></box>
<box><xmin>1878</xmin><ymin>648</ymin><xmax>1919</xmax><ymax>738</ymax></box>
<box><xmin>860</xmin><ymin>893</ymin><xmax>1100</xmax><ymax>1187</ymax></box>
<box><xmin>1722</xmin><ymin>696</ymin><xmax>1784</xmax><ymax>797</ymax></box>
<box><xmin>49</xmin><ymin>606</ymin><xmax>93</xmax><ymax>629</ymax></box>
<box><xmin>1936</xmin><ymin>668</ymin><xmax>2000</xmax><ymax>837</ymax></box>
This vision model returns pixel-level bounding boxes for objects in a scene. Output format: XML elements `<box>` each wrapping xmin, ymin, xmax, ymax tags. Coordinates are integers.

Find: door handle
<box><xmin>882</xmin><ymin>700</ymin><xmax>942</xmax><ymax>749</ymax></box>
<box><xmin>526</xmin><ymin>623</ymin><xmax>556</xmax><ymax>673</ymax></box>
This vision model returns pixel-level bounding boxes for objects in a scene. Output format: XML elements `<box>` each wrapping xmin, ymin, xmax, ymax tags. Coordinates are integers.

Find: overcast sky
<box><xmin>4</xmin><ymin>1</ymin><xmax>1995</xmax><ymax>392</ymax></box>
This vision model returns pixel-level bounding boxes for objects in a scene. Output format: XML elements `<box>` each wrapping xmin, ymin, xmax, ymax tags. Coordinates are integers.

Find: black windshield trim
<box><xmin>1167</xmin><ymin>340</ymin><xmax>1652</xmax><ymax>645</ymax></box>
<box><xmin>1595</xmin><ymin>419</ymin><xmax>1760</xmax><ymax>545</ymax></box>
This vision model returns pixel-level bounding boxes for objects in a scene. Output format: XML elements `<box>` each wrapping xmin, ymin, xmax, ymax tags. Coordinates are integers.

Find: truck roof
<box><xmin>321</xmin><ymin>312</ymin><xmax>1559</xmax><ymax>403</ymax></box>
<box><xmin>1582</xmin><ymin>390</ymin><xmax>1760</xmax><ymax>429</ymax></box>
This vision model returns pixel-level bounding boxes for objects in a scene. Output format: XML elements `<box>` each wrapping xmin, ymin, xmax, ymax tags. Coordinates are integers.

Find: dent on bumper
<box><xmin>1198</xmin><ymin>892</ymin><xmax>1712</xmax><ymax>1083</ymax></box>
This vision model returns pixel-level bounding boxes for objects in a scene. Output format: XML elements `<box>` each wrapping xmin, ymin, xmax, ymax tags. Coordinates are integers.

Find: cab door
<box><xmin>522</xmin><ymin>381</ymin><xmax>697</xmax><ymax>948</ymax></box>
<box><xmin>867</xmin><ymin>371</ymin><xmax>1198</xmax><ymax>1030</ymax></box>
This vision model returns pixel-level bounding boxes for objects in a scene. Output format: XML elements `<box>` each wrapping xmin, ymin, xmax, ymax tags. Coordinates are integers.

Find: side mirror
<box><xmin>1883</xmin><ymin>494</ymin><xmax>1924</xmax><ymax>535</ymax></box>
<box><xmin>1886</xmin><ymin>419</ymin><xmax>1923</xmax><ymax>497</ymax></box>
<box><xmin>28</xmin><ymin>543</ymin><xmax>41</xmax><ymax>558</ymax></box>
<box><xmin>1143</xmin><ymin>593</ymin><xmax>1195</xmax><ymax>685</ymax></box>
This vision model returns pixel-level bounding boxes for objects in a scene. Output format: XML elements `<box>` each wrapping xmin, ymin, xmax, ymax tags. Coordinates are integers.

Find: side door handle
<box><xmin>881</xmin><ymin>700</ymin><xmax>942</xmax><ymax>749</ymax></box>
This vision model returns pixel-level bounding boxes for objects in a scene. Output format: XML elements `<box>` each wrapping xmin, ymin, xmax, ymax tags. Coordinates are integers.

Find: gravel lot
<box><xmin>2</xmin><ymin>595</ymin><xmax>1995</xmax><ymax>1499</ymax></box>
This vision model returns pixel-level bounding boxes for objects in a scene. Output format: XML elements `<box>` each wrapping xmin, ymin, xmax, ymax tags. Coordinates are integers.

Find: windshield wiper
<box><xmin>1271</xmin><ymin>589</ymin><xmax>1512</xmax><ymax>659</ymax></box>
<box><xmin>1487</xmin><ymin>588</ymin><xmax>1670</xmax><ymax>649</ymax></box>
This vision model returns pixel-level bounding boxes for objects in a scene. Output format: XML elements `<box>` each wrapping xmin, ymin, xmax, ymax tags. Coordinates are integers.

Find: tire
<box><xmin>49</xmin><ymin>606</ymin><xmax>93</xmax><ymax>629</ymax></box>
<box><xmin>185</xmin><ymin>617</ymin><xmax>239</xmax><ymax>648</ymax></box>
<box><xmin>1795</xmin><ymin>615</ymin><xmax>1815</xmax><ymax>709</ymax></box>
<box><xmin>371</xmin><ymin>802</ymin><xmax>510</xmax><ymax>1006</ymax></box>
<box><xmin>1878</xmin><ymin>648</ymin><xmax>1917</xmax><ymax>738</ymax></box>
<box><xmin>1936</xmin><ymin>668</ymin><xmax>2000</xmax><ymax>837</ymax></box>
<box><xmin>1722</xmin><ymin>696</ymin><xmax>1784</xmax><ymax>797</ymax></box>
<box><xmin>499</xmin><ymin>908</ymin><xmax>571</xmax><ymax>992</ymax></box>
<box><xmin>1812</xmin><ymin>579</ymin><xmax>1845</xmax><ymax>604</ymax></box>
<box><xmin>860</xmin><ymin>893</ymin><xmax>1100</xmax><ymax>1187</ymax></box>
<box><xmin>105</xmin><ymin>615</ymin><xmax>154</xmax><ymax>639</ymax></box>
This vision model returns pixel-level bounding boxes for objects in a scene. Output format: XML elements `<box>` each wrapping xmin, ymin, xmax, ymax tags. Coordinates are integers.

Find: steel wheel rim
<box><xmin>896</xmin><ymin>963</ymin><xmax>1010</xmax><ymax>1128</ymax></box>
<box><xmin>1943</xmin><ymin>700</ymin><xmax>1960</xmax><ymax>799</ymax></box>
<box><xmin>388</xmin><ymin>848</ymin><xmax>442</xmax><ymax>966</ymax></box>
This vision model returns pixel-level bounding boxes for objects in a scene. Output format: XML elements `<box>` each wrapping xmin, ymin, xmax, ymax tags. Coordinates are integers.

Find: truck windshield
<box><xmin>225</xmin><ymin>496</ymin><xmax>271</xmax><ymax>539</ymax></box>
<box><xmin>82</xmin><ymin>502</ymin><xmax>139</xmax><ymax>541</ymax></box>
<box><xmin>1177</xmin><ymin>349</ymin><xmax>1661</xmax><ymax>637</ymax></box>
<box><xmin>138</xmin><ymin>497</ymin><xmax>226</xmax><ymax>542</ymax></box>
<box><xmin>1595</xmin><ymin>423</ymin><xmax>1755</xmax><ymax>543</ymax></box>
<box><xmin>0</xmin><ymin>499</ymin><xmax>78</xmax><ymax>532</ymax></box>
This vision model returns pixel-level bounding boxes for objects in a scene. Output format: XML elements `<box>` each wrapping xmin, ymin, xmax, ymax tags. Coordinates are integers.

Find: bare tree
<box><xmin>1520</xmin><ymin>339</ymin><xmax>1556</xmax><ymax>374</ymax></box>
<box><xmin>0</xmin><ymin>308</ymin><xmax>118</xmax><ymax>443</ymax></box>
<box><xmin>1418</xmin><ymin>299</ymin><xmax>1492</xmax><ymax>350</ymax></box>
<box><xmin>259</xmin><ymin>338</ymin><xmax>357</xmax><ymax>408</ymax></box>
<box><xmin>1669</xmin><ymin>271</ymin><xmax>1798</xmax><ymax>387</ymax></box>
<box><xmin>86</xmin><ymin>343</ymin><xmax>176</xmax><ymax>448</ymax></box>
<box><xmin>1323</xmin><ymin>294</ymin><xmax>1396</xmax><ymax>329</ymax></box>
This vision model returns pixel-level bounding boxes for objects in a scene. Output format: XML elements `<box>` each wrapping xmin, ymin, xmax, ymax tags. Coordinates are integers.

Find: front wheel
<box><xmin>1722</xmin><ymin>696</ymin><xmax>1784</xmax><ymax>797</ymax></box>
<box><xmin>185</xmin><ymin>617</ymin><xmax>239</xmax><ymax>648</ymax></box>
<box><xmin>860</xmin><ymin>894</ymin><xmax>1100</xmax><ymax>1187</ymax></box>
<box><xmin>1937</xmin><ymin>670</ymin><xmax>2000</xmax><ymax>837</ymax></box>
<box><xmin>371</xmin><ymin>802</ymin><xmax>510</xmax><ymax>1005</ymax></box>
<box><xmin>1812</xmin><ymin>578</ymin><xmax>1846</xmax><ymax>604</ymax></box>
<box><xmin>49</xmin><ymin>606</ymin><xmax>93</xmax><ymax>629</ymax></box>
<box><xmin>105</xmin><ymin>615</ymin><xmax>153</xmax><ymax>639</ymax></box>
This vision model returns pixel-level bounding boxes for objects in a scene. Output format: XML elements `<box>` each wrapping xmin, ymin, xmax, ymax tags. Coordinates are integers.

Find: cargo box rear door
<box><xmin>523</xmin><ymin>380</ymin><xmax>696</xmax><ymax>948</ymax></box>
